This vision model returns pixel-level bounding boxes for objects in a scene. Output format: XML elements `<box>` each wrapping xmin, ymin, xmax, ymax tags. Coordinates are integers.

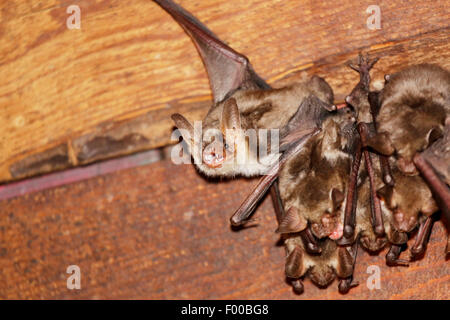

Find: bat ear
<box><xmin>425</xmin><ymin>126</ymin><xmax>443</xmax><ymax>148</ymax></box>
<box><xmin>331</xmin><ymin>188</ymin><xmax>345</xmax><ymax>212</ymax></box>
<box><xmin>285</xmin><ymin>246</ymin><xmax>305</xmax><ymax>279</ymax></box>
<box><xmin>275</xmin><ymin>207</ymin><xmax>307</xmax><ymax>234</ymax></box>
<box><xmin>377</xmin><ymin>185</ymin><xmax>394</xmax><ymax>208</ymax></box>
<box><xmin>171</xmin><ymin>113</ymin><xmax>195</xmax><ymax>143</ymax></box>
<box><xmin>221</xmin><ymin>98</ymin><xmax>241</xmax><ymax>131</ymax></box>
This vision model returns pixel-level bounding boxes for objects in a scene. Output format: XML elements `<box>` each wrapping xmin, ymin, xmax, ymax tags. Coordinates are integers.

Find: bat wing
<box><xmin>414</xmin><ymin>123</ymin><xmax>450</xmax><ymax>226</ymax></box>
<box><xmin>421</xmin><ymin>125</ymin><xmax>450</xmax><ymax>185</ymax></box>
<box><xmin>154</xmin><ymin>0</ymin><xmax>270</xmax><ymax>103</ymax></box>
<box><xmin>230</xmin><ymin>129</ymin><xmax>321</xmax><ymax>226</ymax></box>
<box><xmin>230</xmin><ymin>95</ymin><xmax>337</xmax><ymax>226</ymax></box>
<box><xmin>280</xmin><ymin>95</ymin><xmax>333</xmax><ymax>151</ymax></box>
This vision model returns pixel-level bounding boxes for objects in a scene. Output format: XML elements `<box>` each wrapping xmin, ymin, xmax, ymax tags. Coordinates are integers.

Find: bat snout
<box><xmin>202</xmin><ymin>149</ymin><xmax>224</xmax><ymax>168</ymax></box>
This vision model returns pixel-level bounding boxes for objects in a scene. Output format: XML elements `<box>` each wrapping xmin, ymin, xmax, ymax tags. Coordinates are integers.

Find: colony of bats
<box><xmin>154</xmin><ymin>0</ymin><xmax>450</xmax><ymax>293</ymax></box>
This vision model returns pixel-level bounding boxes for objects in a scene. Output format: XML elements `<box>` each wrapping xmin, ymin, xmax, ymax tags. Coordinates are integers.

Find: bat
<box><xmin>341</xmin><ymin>56</ymin><xmax>444</xmax><ymax>264</ymax></box>
<box><xmin>276</xmin><ymin>110</ymin><xmax>356</xmax><ymax>241</ymax></box>
<box><xmin>364</xmin><ymin>64</ymin><xmax>450</xmax><ymax>218</ymax></box>
<box><xmin>154</xmin><ymin>0</ymin><xmax>337</xmax><ymax>227</ymax></box>
<box><xmin>155</xmin><ymin>0</ymin><xmax>449</xmax><ymax>295</ymax></box>
<box><xmin>284</xmin><ymin>235</ymin><xmax>358</xmax><ymax>294</ymax></box>
<box><xmin>372</xmin><ymin>64</ymin><xmax>450</xmax><ymax>173</ymax></box>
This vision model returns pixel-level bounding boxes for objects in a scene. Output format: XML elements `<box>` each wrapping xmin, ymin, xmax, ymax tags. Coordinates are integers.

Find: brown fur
<box><xmin>278</xmin><ymin>110</ymin><xmax>356</xmax><ymax>239</ymax></box>
<box><xmin>284</xmin><ymin>236</ymin><xmax>354</xmax><ymax>288</ymax></box>
<box><xmin>179</xmin><ymin>75</ymin><xmax>336</xmax><ymax>178</ymax></box>
<box><xmin>376</xmin><ymin>64</ymin><xmax>450</xmax><ymax>171</ymax></box>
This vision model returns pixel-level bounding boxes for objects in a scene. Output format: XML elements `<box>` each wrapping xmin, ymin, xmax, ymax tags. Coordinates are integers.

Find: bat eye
<box><xmin>224</xmin><ymin>143</ymin><xmax>229</xmax><ymax>150</ymax></box>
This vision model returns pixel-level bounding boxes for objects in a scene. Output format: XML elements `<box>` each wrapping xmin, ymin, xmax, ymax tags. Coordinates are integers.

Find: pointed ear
<box><xmin>425</xmin><ymin>126</ymin><xmax>443</xmax><ymax>148</ymax></box>
<box><xmin>171</xmin><ymin>113</ymin><xmax>194</xmax><ymax>143</ymax></box>
<box><xmin>331</xmin><ymin>188</ymin><xmax>345</xmax><ymax>212</ymax></box>
<box><xmin>377</xmin><ymin>185</ymin><xmax>394</xmax><ymax>208</ymax></box>
<box><xmin>221</xmin><ymin>98</ymin><xmax>241</xmax><ymax>131</ymax></box>
<box><xmin>285</xmin><ymin>246</ymin><xmax>305</xmax><ymax>279</ymax></box>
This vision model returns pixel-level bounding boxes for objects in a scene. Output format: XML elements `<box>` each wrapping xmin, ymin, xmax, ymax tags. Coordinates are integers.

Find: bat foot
<box><xmin>348</xmin><ymin>53</ymin><xmax>379</xmax><ymax>89</ymax></box>
<box><xmin>386</xmin><ymin>253</ymin><xmax>410</xmax><ymax>267</ymax></box>
<box><xmin>386</xmin><ymin>258</ymin><xmax>410</xmax><ymax>267</ymax></box>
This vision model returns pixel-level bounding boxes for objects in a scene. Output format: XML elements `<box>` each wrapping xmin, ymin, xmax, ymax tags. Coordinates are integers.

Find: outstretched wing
<box><xmin>154</xmin><ymin>0</ymin><xmax>269</xmax><ymax>103</ymax></box>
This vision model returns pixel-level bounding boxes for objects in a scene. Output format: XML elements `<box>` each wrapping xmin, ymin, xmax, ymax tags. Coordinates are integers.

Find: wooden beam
<box><xmin>1</xmin><ymin>0</ymin><xmax>449</xmax><ymax>182</ymax></box>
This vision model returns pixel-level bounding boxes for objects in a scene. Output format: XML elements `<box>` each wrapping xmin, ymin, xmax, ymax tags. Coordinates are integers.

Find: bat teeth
<box><xmin>384</xmin><ymin>74</ymin><xmax>391</xmax><ymax>82</ymax></box>
<box><xmin>275</xmin><ymin>207</ymin><xmax>307</xmax><ymax>234</ymax></box>
<box><xmin>285</xmin><ymin>246</ymin><xmax>305</xmax><ymax>279</ymax></box>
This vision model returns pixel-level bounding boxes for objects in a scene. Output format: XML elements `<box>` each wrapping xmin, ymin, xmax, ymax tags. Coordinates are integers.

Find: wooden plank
<box><xmin>0</xmin><ymin>0</ymin><xmax>449</xmax><ymax>182</ymax></box>
<box><xmin>0</xmin><ymin>158</ymin><xmax>448</xmax><ymax>299</ymax></box>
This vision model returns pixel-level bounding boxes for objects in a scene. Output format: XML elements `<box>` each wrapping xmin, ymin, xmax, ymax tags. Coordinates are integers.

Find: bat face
<box><xmin>375</xmin><ymin>64</ymin><xmax>450</xmax><ymax>173</ymax></box>
<box><xmin>173</xmin><ymin>79</ymin><xmax>336</xmax><ymax>178</ymax></box>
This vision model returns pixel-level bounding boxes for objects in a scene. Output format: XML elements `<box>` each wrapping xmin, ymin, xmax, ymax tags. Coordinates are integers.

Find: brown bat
<box><xmin>154</xmin><ymin>0</ymin><xmax>337</xmax><ymax>228</ymax></box>
<box><xmin>365</xmin><ymin>64</ymin><xmax>450</xmax><ymax>221</ymax></box>
<box><xmin>284</xmin><ymin>234</ymin><xmax>358</xmax><ymax>294</ymax></box>
<box><xmin>372</xmin><ymin>64</ymin><xmax>450</xmax><ymax>173</ymax></box>
<box><xmin>276</xmin><ymin>110</ymin><xmax>356</xmax><ymax>241</ymax></box>
<box><xmin>344</xmin><ymin>56</ymin><xmax>443</xmax><ymax>263</ymax></box>
<box><xmin>156</xmin><ymin>0</ymin><xmax>334</xmax><ymax>176</ymax></box>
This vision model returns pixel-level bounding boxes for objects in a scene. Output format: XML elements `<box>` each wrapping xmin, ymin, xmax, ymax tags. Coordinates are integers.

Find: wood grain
<box><xmin>0</xmin><ymin>158</ymin><xmax>448</xmax><ymax>299</ymax></box>
<box><xmin>1</xmin><ymin>0</ymin><xmax>449</xmax><ymax>182</ymax></box>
